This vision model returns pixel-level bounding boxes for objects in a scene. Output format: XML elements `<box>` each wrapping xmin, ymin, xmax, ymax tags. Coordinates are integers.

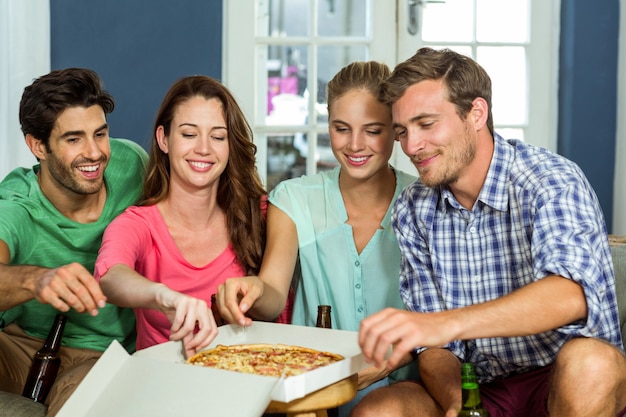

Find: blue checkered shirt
<box><xmin>393</xmin><ymin>134</ymin><xmax>624</xmax><ymax>383</ymax></box>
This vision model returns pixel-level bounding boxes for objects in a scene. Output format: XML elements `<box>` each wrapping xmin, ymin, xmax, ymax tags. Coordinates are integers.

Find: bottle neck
<box><xmin>460</xmin><ymin>363</ymin><xmax>484</xmax><ymax>410</ymax></box>
<box><xmin>316</xmin><ymin>305</ymin><xmax>332</xmax><ymax>328</ymax></box>
<box><xmin>43</xmin><ymin>314</ymin><xmax>67</xmax><ymax>352</ymax></box>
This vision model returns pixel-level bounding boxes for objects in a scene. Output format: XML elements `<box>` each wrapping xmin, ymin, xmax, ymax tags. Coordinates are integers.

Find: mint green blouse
<box><xmin>269</xmin><ymin>166</ymin><xmax>416</xmax><ymax>331</ymax></box>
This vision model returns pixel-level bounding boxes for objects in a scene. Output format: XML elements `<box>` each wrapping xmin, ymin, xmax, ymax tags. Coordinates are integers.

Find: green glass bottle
<box><xmin>459</xmin><ymin>362</ymin><xmax>490</xmax><ymax>417</ymax></box>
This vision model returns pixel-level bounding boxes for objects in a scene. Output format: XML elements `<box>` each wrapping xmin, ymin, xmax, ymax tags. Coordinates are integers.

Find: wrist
<box><xmin>153</xmin><ymin>283</ymin><xmax>173</xmax><ymax>308</ymax></box>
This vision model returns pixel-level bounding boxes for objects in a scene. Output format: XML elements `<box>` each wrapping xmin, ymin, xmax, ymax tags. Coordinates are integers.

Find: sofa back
<box><xmin>610</xmin><ymin>239</ymin><xmax>626</xmax><ymax>352</ymax></box>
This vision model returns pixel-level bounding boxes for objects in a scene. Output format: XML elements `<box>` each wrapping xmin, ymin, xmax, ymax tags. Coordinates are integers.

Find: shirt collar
<box><xmin>438</xmin><ymin>133</ymin><xmax>512</xmax><ymax>213</ymax></box>
<box><xmin>478</xmin><ymin>133</ymin><xmax>512</xmax><ymax>212</ymax></box>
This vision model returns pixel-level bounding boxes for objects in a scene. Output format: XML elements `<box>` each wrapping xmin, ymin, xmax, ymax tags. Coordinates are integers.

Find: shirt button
<box><xmin>355</xmin><ymin>260</ymin><xmax>360</xmax><ymax>266</ymax></box>
<box><xmin>470</xmin><ymin>226</ymin><xmax>477</xmax><ymax>233</ymax></box>
<box><xmin>355</xmin><ymin>283</ymin><xmax>361</xmax><ymax>289</ymax></box>
<box><xmin>473</xmin><ymin>275</ymin><xmax>481</xmax><ymax>282</ymax></box>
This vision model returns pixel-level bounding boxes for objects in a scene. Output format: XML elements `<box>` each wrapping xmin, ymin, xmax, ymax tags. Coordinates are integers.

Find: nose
<box><xmin>195</xmin><ymin>134</ymin><xmax>212</xmax><ymax>155</ymax></box>
<box><xmin>401</xmin><ymin>128</ymin><xmax>425</xmax><ymax>157</ymax></box>
<box><xmin>83</xmin><ymin>137</ymin><xmax>104</xmax><ymax>161</ymax></box>
<box><xmin>348</xmin><ymin>131</ymin><xmax>366</xmax><ymax>151</ymax></box>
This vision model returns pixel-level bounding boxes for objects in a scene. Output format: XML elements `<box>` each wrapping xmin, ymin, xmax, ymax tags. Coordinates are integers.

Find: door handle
<box><xmin>408</xmin><ymin>0</ymin><xmax>446</xmax><ymax>35</ymax></box>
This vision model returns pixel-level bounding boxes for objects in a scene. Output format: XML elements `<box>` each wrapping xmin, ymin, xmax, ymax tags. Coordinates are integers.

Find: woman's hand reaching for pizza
<box><xmin>155</xmin><ymin>285</ymin><xmax>218</xmax><ymax>358</ymax></box>
<box><xmin>216</xmin><ymin>276</ymin><xmax>265</xmax><ymax>326</ymax></box>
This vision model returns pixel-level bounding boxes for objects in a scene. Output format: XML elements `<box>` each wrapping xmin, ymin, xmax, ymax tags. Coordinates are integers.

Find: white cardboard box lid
<box><xmin>134</xmin><ymin>321</ymin><xmax>367</xmax><ymax>403</ymax></box>
<box><xmin>56</xmin><ymin>339</ymin><xmax>278</xmax><ymax>417</ymax></box>
<box><xmin>58</xmin><ymin>322</ymin><xmax>367</xmax><ymax>415</ymax></box>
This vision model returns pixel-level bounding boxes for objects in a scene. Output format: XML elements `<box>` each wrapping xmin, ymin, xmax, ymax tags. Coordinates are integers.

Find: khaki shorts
<box><xmin>0</xmin><ymin>323</ymin><xmax>102</xmax><ymax>417</ymax></box>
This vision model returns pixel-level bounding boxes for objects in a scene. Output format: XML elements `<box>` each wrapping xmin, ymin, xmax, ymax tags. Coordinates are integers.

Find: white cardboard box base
<box><xmin>58</xmin><ymin>322</ymin><xmax>367</xmax><ymax>417</ymax></box>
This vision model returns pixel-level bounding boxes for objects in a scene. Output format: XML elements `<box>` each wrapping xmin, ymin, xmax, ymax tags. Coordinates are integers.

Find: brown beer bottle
<box><xmin>211</xmin><ymin>293</ymin><xmax>226</xmax><ymax>326</ymax></box>
<box><xmin>459</xmin><ymin>362</ymin><xmax>491</xmax><ymax>416</ymax></box>
<box><xmin>316</xmin><ymin>305</ymin><xmax>332</xmax><ymax>328</ymax></box>
<box><xmin>22</xmin><ymin>314</ymin><xmax>67</xmax><ymax>403</ymax></box>
<box><xmin>316</xmin><ymin>305</ymin><xmax>338</xmax><ymax>417</ymax></box>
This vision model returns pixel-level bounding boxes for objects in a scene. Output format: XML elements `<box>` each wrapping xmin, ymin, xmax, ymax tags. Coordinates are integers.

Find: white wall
<box><xmin>613</xmin><ymin>0</ymin><xmax>626</xmax><ymax>235</ymax></box>
<box><xmin>0</xmin><ymin>0</ymin><xmax>50</xmax><ymax>180</ymax></box>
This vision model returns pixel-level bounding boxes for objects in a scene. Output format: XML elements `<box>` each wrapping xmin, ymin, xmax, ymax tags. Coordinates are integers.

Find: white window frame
<box><xmin>223</xmin><ymin>0</ymin><xmax>561</xmax><ymax>184</ymax></box>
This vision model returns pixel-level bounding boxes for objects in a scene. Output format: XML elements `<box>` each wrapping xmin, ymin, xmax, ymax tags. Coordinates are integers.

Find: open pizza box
<box><xmin>57</xmin><ymin>321</ymin><xmax>368</xmax><ymax>417</ymax></box>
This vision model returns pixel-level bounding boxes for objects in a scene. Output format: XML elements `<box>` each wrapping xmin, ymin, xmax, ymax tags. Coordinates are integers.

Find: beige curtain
<box><xmin>0</xmin><ymin>0</ymin><xmax>50</xmax><ymax>179</ymax></box>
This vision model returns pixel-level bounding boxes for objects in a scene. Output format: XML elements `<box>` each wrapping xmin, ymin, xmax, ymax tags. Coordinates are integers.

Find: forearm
<box><xmin>360</xmin><ymin>276</ymin><xmax>589</xmax><ymax>372</ymax></box>
<box><xmin>100</xmin><ymin>264</ymin><xmax>164</xmax><ymax>309</ymax></box>
<box><xmin>445</xmin><ymin>275</ymin><xmax>587</xmax><ymax>341</ymax></box>
<box><xmin>243</xmin><ymin>203</ymin><xmax>298</xmax><ymax>321</ymax></box>
<box><xmin>0</xmin><ymin>262</ymin><xmax>47</xmax><ymax>309</ymax></box>
<box><xmin>246</xmin><ymin>279</ymin><xmax>289</xmax><ymax>320</ymax></box>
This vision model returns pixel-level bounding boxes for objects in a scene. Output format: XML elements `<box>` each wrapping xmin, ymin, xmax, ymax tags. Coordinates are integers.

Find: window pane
<box><xmin>318</xmin><ymin>0</ymin><xmax>369</xmax><ymax>37</ymax></box>
<box><xmin>264</xmin><ymin>45</ymin><xmax>308</xmax><ymax>122</ymax></box>
<box><xmin>477</xmin><ymin>0</ymin><xmax>529</xmax><ymax>43</ymax></box>
<box><xmin>261</xmin><ymin>0</ymin><xmax>310</xmax><ymax>37</ymax></box>
<box><xmin>316</xmin><ymin>132</ymin><xmax>338</xmax><ymax>172</ymax></box>
<box><xmin>496</xmin><ymin>128</ymin><xmax>525</xmax><ymax>141</ymax></box>
<box><xmin>316</xmin><ymin>45</ymin><xmax>367</xmax><ymax>120</ymax></box>
<box><xmin>422</xmin><ymin>0</ymin><xmax>474</xmax><ymax>43</ymax></box>
<box><xmin>477</xmin><ymin>46</ymin><xmax>527</xmax><ymax>125</ymax></box>
<box><xmin>267</xmin><ymin>132</ymin><xmax>308</xmax><ymax>191</ymax></box>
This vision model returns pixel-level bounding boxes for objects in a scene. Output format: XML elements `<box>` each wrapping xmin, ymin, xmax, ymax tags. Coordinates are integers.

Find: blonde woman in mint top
<box><xmin>218</xmin><ymin>61</ymin><xmax>418</xmax><ymax>416</ymax></box>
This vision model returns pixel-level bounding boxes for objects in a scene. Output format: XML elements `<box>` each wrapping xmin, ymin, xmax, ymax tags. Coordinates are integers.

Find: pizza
<box><xmin>186</xmin><ymin>343</ymin><xmax>344</xmax><ymax>377</ymax></box>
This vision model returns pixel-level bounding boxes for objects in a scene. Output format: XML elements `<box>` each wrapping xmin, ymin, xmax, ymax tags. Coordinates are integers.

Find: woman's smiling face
<box><xmin>157</xmin><ymin>96</ymin><xmax>229</xmax><ymax>192</ymax></box>
<box><xmin>329</xmin><ymin>89</ymin><xmax>394</xmax><ymax>182</ymax></box>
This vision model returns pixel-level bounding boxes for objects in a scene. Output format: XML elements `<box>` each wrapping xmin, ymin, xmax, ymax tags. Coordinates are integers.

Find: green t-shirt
<box><xmin>0</xmin><ymin>138</ymin><xmax>148</xmax><ymax>352</ymax></box>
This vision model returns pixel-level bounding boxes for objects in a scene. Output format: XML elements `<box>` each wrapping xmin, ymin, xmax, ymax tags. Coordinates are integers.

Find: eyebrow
<box><xmin>331</xmin><ymin>119</ymin><xmax>386</xmax><ymax>128</ymax></box>
<box><xmin>178</xmin><ymin>123</ymin><xmax>227</xmax><ymax>131</ymax></box>
<box><xmin>60</xmin><ymin>123</ymin><xmax>108</xmax><ymax>139</ymax></box>
<box><xmin>393</xmin><ymin>113</ymin><xmax>437</xmax><ymax>129</ymax></box>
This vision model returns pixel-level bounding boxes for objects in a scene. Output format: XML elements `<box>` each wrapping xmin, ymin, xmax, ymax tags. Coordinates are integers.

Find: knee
<box><xmin>550</xmin><ymin>338</ymin><xmax>626</xmax><ymax>414</ymax></box>
<box><xmin>350</xmin><ymin>382</ymin><xmax>428</xmax><ymax>417</ymax></box>
<box><xmin>351</xmin><ymin>386</ymin><xmax>396</xmax><ymax>417</ymax></box>
<box><xmin>555</xmin><ymin>337</ymin><xmax>626</xmax><ymax>383</ymax></box>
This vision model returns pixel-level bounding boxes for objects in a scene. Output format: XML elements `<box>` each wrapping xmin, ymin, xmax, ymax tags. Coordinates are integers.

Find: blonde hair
<box><xmin>326</xmin><ymin>61</ymin><xmax>391</xmax><ymax>114</ymax></box>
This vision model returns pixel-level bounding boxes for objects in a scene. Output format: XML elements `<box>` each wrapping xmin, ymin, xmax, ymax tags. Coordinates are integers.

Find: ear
<box><xmin>469</xmin><ymin>97</ymin><xmax>489</xmax><ymax>131</ymax></box>
<box><xmin>156</xmin><ymin>126</ymin><xmax>169</xmax><ymax>154</ymax></box>
<box><xmin>24</xmin><ymin>134</ymin><xmax>48</xmax><ymax>160</ymax></box>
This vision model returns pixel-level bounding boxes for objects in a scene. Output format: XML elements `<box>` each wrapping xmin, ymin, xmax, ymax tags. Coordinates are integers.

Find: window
<box><xmin>223</xmin><ymin>0</ymin><xmax>559</xmax><ymax>188</ymax></box>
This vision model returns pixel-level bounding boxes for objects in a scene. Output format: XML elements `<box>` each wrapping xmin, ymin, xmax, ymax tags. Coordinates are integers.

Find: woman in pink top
<box><xmin>94</xmin><ymin>76</ymin><xmax>267</xmax><ymax>357</ymax></box>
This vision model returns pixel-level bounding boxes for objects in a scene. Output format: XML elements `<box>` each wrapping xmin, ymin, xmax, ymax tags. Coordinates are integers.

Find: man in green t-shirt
<box><xmin>0</xmin><ymin>68</ymin><xmax>148</xmax><ymax>416</ymax></box>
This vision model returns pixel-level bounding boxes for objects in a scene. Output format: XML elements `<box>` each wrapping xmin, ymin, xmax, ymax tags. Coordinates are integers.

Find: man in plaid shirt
<box><xmin>354</xmin><ymin>48</ymin><xmax>626</xmax><ymax>417</ymax></box>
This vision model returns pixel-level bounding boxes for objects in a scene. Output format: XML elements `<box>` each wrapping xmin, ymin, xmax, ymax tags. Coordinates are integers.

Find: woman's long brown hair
<box><xmin>141</xmin><ymin>75</ymin><xmax>266</xmax><ymax>274</ymax></box>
